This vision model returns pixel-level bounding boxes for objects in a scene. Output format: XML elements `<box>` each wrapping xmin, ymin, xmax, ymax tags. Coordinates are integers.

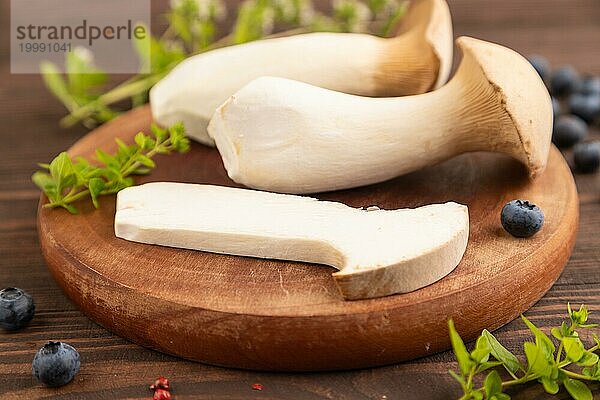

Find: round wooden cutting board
<box><xmin>38</xmin><ymin>106</ymin><xmax>579</xmax><ymax>371</ymax></box>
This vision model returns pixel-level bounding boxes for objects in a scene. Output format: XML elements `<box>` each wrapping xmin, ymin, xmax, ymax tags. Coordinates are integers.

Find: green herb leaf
<box><xmin>577</xmin><ymin>351</ymin><xmax>599</xmax><ymax>367</ymax></box>
<box><xmin>524</xmin><ymin>341</ymin><xmax>553</xmax><ymax>378</ymax></box>
<box><xmin>61</xmin><ymin>202</ymin><xmax>79</xmax><ymax>214</ymax></box>
<box><xmin>540</xmin><ymin>377</ymin><xmax>559</xmax><ymax>394</ymax></box>
<box><xmin>95</xmin><ymin>149</ymin><xmax>116</xmax><ymax>167</ymax></box>
<box><xmin>151</xmin><ymin>123</ymin><xmax>169</xmax><ymax>142</ymax></box>
<box><xmin>569</xmin><ymin>304</ymin><xmax>591</xmax><ymax>326</ymax></box>
<box><xmin>484</xmin><ymin>370</ymin><xmax>502</xmax><ymax>398</ymax></box>
<box><xmin>137</xmin><ymin>154</ymin><xmax>156</xmax><ymax>168</ymax></box>
<box><xmin>34</xmin><ymin>123</ymin><xmax>189</xmax><ymax>212</ymax></box>
<box><xmin>32</xmin><ymin>171</ymin><xmax>58</xmax><ymax>202</ymax></box>
<box><xmin>448</xmin><ymin>369</ymin><xmax>464</xmax><ymax>385</ymax></box>
<box><xmin>471</xmin><ymin>391</ymin><xmax>483</xmax><ymax>400</ymax></box>
<box><xmin>449</xmin><ymin>304</ymin><xmax>600</xmax><ymax>399</ymax></box>
<box><xmin>40</xmin><ymin>62</ymin><xmax>75</xmax><ymax>111</ymax></box>
<box><xmin>563</xmin><ymin>378</ymin><xmax>593</xmax><ymax>400</ymax></box>
<box><xmin>88</xmin><ymin>178</ymin><xmax>105</xmax><ymax>208</ymax></box>
<box><xmin>470</xmin><ymin>334</ymin><xmax>491</xmax><ymax>364</ymax></box>
<box><xmin>563</xmin><ymin>335</ymin><xmax>585</xmax><ymax>362</ymax></box>
<box><xmin>475</xmin><ymin>361</ymin><xmax>503</xmax><ymax>374</ymax></box>
<box><xmin>522</xmin><ymin>315</ymin><xmax>555</xmax><ymax>355</ymax></box>
<box><xmin>551</xmin><ymin>327</ymin><xmax>563</xmax><ymax>340</ymax></box>
<box><xmin>448</xmin><ymin>319</ymin><xmax>474</xmax><ymax>376</ymax></box>
<box><xmin>482</xmin><ymin>330</ymin><xmax>522</xmax><ymax>376</ymax></box>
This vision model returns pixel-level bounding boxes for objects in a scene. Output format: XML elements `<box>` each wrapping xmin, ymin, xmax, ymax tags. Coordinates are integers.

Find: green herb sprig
<box><xmin>449</xmin><ymin>304</ymin><xmax>600</xmax><ymax>400</ymax></box>
<box><xmin>41</xmin><ymin>0</ymin><xmax>407</xmax><ymax>129</ymax></box>
<box><xmin>32</xmin><ymin>123</ymin><xmax>190</xmax><ymax>214</ymax></box>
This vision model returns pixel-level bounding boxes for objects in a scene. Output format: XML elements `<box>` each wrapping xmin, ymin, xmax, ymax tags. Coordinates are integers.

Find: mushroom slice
<box><xmin>150</xmin><ymin>0</ymin><xmax>453</xmax><ymax>145</ymax></box>
<box><xmin>115</xmin><ymin>182</ymin><xmax>469</xmax><ymax>300</ymax></box>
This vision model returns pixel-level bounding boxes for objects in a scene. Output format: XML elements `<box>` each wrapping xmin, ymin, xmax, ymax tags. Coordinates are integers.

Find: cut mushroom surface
<box><xmin>208</xmin><ymin>36</ymin><xmax>553</xmax><ymax>194</ymax></box>
<box><xmin>115</xmin><ymin>182</ymin><xmax>469</xmax><ymax>300</ymax></box>
<box><xmin>150</xmin><ymin>0</ymin><xmax>453</xmax><ymax>145</ymax></box>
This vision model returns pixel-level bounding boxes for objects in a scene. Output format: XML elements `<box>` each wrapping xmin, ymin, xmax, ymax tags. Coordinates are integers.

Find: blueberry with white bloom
<box><xmin>32</xmin><ymin>341</ymin><xmax>81</xmax><ymax>387</ymax></box>
<box><xmin>0</xmin><ymin>287</ymin><xmax>35</xmax><ymax>331</ymax></box>
<box><xmin>574</xmin><ymin>142</ymin><xmax>600</xmax><ymax>173</ymax></box>
<box><xmin>552</xmin><ymin>115</ymin><xmax>588</xmax><ymax>148</ymax></box>
<box><xmin>551</xmin><ymin>66</ymin><xmax>580</xmax><ymax>97</ymax></box>
<box><xmin>501</xmin><ymin>200</ymin><xmax>544</xmax><ymax>238</ymax></box>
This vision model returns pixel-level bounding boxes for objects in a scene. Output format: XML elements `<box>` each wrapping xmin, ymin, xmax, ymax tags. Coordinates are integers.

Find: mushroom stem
<box><xmin>150</xmin><ymin>0</ymin><xmax>453</xmax><ymax>146</ymax></box>
<box><xmin>209</xmin><ymin>36</ymin><xmax>552</xmax><ymax>194</ymax></box>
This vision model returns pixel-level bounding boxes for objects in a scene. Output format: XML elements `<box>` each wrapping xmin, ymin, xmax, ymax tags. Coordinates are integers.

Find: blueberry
<box><xmin>552</xmin><ymin>115</ymin><xmax>588</xmax><ymax>148</ymax></box>
<box><xmin>568</xmin><ymin>93</ymin><xmax>600</xmax><ymax>124</ymax></box>
<box><xmin>0</xmin><ymin>287</ymin><xmax>35</xmax><ymax>331</ymax></box>
<box><xmin>551</xmin><ymin>66</ymin><xmax>580</xmax><ymax>97</ymax></box>
<box><xmin>573</xmin><ymin>142</ymin><xmax>600</xmax><ymax>173</ymax></box>
<box><xmin>32</xmin><ymin>341</ymin><xmax>80</xmax><ymax>387</ymax></box>
<box><xmin>577</xmin><ymin>76</ymin><xmax>600</xmax><ymax>96</ymax></box>
<box><xmin>501</xmin><ymin>200</ymin><xmax>544</xmax><ymax>238</ymax></box>
<box><xmin>552</xmin><ymin>97</ymin><xmax>561</xmax><ymax>120</ymax></box>
<box><xmin>528</xmin><ymin>55</ymin><xmax>550</xmax><ymax>81</ymax></box>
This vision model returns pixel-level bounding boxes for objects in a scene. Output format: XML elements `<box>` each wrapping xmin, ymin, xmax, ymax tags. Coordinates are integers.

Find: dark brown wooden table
<box><xmin>1</xmin><ymin>1</ymin><xmax>599</xmax><ymax>398</ymax></box>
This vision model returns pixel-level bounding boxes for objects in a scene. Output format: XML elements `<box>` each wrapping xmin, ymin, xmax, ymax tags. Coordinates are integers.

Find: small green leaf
<box><xmin>482</xmin><ymin>330</ymin><xmax>522</xmax><ymax>375</ymax></box>
<box><xmin>577</xmin><ymin>351</ymin><xmax>599</xmax><ymax>367</ymax></box>
<box><xmin>471</xmin><ymin>335</ymin><xmax>490</xmax><ymax>364</ymax></box>
<box><xmin>32</xmin><ymin>171</ymin><xmax>55</xmax><ymax>191</ymax></box>
<box><xmin>471</xmin><ymin>390</ymin><xmax>483</xmax><ymax>400</ymax></box>
<box><xmin>115</xmin><ymin>138</ymin><xmax>129</xmax><ymax>152</ymax></box>
<box><xmin>132</xmin><ymin>23</ymin><xmax>151</xmax><ymax>73</ymax></box>
<box><xmin>151</xmin><ymin>123</ymin><xmax>168</xmax><ymax>142</ymax></box>
<box><xmin>484</xmin><ymin>370</ymin><xmax>502</xmax><ymax>398</ymax></box>
<box><xmin>563</xmin><ymin>336</ymin><xmax>585</xmax><ymax>362</ymax></box>
<box><xmin>49</xmin><ymin>152</ymin><xmax>73</xmax><ymax>180</ymax></box>
<box><xmin>135</xmin><ymin>132</ymin><xmax>149</xmax><ymax>149</ymax></box>
<box><xmin>593</xmin><ymin>333</ymin><xmax>600</xmax><ymax>347</ymax></box>
<box><xmin>132</xmin><ymin>167</ymin><xmax>152</xmax><ymax>175</ymax></box>
<box><xmin>569</xmin><ymin>304</ymin><xmax>590</xmax><ymax>326</ymax></box>
<box><xmin>61</xmin><ymin>173</ymin><xmax>77</xmax><ymax>189</ymax></box>
<box><xmin>475</xmin><ymin>361</ymin><xmax>503</xmax><ymax>374</ymax></box>
<box><xmin>57</xmin><ymin>202</ymin><xmax>79</xmax><ymax>214</ymax></box>
<box><xmin>551</xmin><ymin>327</ymin><xmax>563</xmax><ymax>340</ymax></box>
<box><xmin>95</xmin><ymin>149</ymin><xmax>116</xmax><ymax>166</ymax></box>
<box><xmin>65</xmin><ymin>47</ymin><xmax>107</xmax><ymax>98</ymax></box>
<box><xmin>448</xmin><ymin>319</ymin><xmax>474</xmax><ymax>376</ymax></box>
<box><xmin>88</xmin><ymin>178</ymin><xmax>105</xmax><ymax>208</ymax></box>
<box><xmin>540</xmin><ymin>377</ymin><xmax>559</xmax><ymax>394</ymax></box>
<box><xmin>524</xmin><ymin>342</ymin><xmax>553</xmax><ymax>378</ymax></box>
<box><xmin>563</xmin><ymin>378</ymin><xmax>593</xmax><ymax>400</ymax></box>
<box><xmin>137</xmin><ymin>154</ymin><xmax>156</xmax><ymax>168</ymax></box>
<box><xmin>169</xmin><ymin>122</ymin><xmax>190</xmax><ymax>152</ymax></box>
<box><xmin>561</xmin><ymin>321</ymin><xmax>572</xmax><ymax>337</ymax></box>
<box><xmin>448</xmin><ymin>369</ymin><xmax>464</xmax><ymax>385</ymax></box>
<box><xmin>40</xmin><ymin>61</ymin><xmax>75</xmax><ymax>110</ymax></box>
<box><xmin>521</xmin><ymin>315</ymin><xmax>555</xmax><ymax>354</ymax></box>
<box><xmin>49</xmin><ymin>152</ymin><xmax>76</xmax><ymax>194</ymax></box>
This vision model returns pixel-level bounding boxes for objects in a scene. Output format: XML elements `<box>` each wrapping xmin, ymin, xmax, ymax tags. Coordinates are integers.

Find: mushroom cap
<box><xmin>456</xmin><ymin>36</ymin><xmax>553</xmax><ymax>178</ymax></box>
<box><xmin>398</xmin><ymin>0</ymin><xmax>454</xmax><ymax>89</ymax></box>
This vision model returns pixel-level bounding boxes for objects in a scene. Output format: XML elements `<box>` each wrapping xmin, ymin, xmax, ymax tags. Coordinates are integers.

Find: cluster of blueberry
<box><xmin>0</xmin><ymin>287</ymin><xmax>80</xmax><ymax>387</ymax></box>
<box><xmin>529</xmin><ymin>55</ymin><xmax>600</xmax><ymax>173</ymax></box>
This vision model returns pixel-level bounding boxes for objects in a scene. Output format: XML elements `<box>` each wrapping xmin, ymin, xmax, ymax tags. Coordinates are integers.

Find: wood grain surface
<box><xmin>37</xmin><ymin>105</ymin><xmax>578</xmax><ymax>371</ymax></box>
<box><xmin>1</xmin><ymin>0</ymin><xmax>600</xmax><ymax>398</ymax></box>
